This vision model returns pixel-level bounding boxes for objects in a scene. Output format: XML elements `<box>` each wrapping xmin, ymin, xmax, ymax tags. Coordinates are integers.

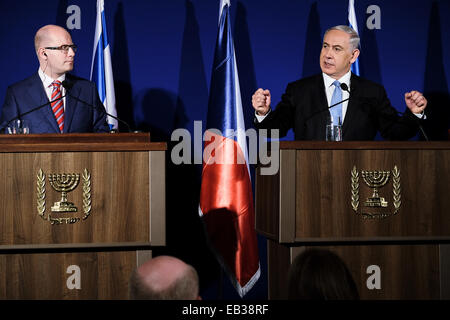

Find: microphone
<box><xmin>340</xmin><ymin>83</ymin><xmax>350</xmax><ymax>94</ymax></box>
<box><xmin>0</xmin><ymin>94</ymin><xmax>66</xmax><ymax>133</ymax></box>
<box><xmin>415</xmin><ymin>115</ymin><xmax>429</xmax><ymax>141</ymax></box>
<box><xmin>61</xmin><ymin>80</ymin><xmax>132</xmax><ymax>133</ymax></box>
<box><xmin>358</xmin><ymin>93</ymin><xmax>429</xmax><ymax>141</ymax></box>
<box><xmin>304</xmin><ymin>83</ymin><xmax>351</xmax><ymax>123</ymax></box>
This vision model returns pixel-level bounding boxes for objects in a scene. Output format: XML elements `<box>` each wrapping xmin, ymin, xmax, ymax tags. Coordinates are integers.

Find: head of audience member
<box><xmin>129</xmin><ymin>255</ymin><xmax>201</xmax><ymax>300</ymax></box>
<box><xmin>34</xmin><ymin>24</ymin><xmax>76</xmax><ymax>79</ymax></box>
<box><xmin>288</xmin><ymin>248</ymin><xmax>359</xmax><ymax>300</ymax></box>
<box><xmin>320</xmin><ymin>25</ymin><xmax>360</xmax><ymax>80</ymax></box>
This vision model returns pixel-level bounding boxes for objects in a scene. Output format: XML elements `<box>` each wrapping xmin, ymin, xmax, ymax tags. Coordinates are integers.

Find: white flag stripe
<box><xmin>348</xmin><ymin>0</ymin><xmax>359</xmax><ymax>33</ymax></box>
<box><xmin>90</xmin><ymin>0</ymin><xmax>118</xmax><ymax>129</ymax></box>
<box><xmin>233</xmin><ymin>50</ymin><xmax>251</xmax><ymax>176</ymax></box>
<box><xmin>103</xmin><ymin>44</ymin><xmax>117</xmax><ymax>124</ymax></box>
<box><xmin>90</xmin><ymin>0</ymin><xmax>103</xmax><ymax>80</ymax></box>
<box><xmin>219</xmin><ymin>0</ymin><xmax>231</xmax><ymax>25</ymax></box>
<box><xmin>348</xmin><ymin>0</ymin><xmax>360</xmax><ymax>76</ymax></box>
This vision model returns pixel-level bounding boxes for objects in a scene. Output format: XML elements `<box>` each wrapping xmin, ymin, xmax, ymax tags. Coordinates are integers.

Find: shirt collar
<box><xmin>38</xmin><ymin>68</ymin><xmax>66</xmax><ymax>88</ymax></box>
<box><xmin>322</xmin><ymin>70</ymin><xmax>351</xmax><ymax>90</ymax></box>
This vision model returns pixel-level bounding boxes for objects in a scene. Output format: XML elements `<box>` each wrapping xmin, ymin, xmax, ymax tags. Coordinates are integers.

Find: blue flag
<box><xmin>90</xmin><ymin>0</ymin><xmax>117</xmax><ymax>130</ymax></box>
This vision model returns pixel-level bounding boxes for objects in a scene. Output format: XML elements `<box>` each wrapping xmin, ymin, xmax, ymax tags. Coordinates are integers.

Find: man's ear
<box><xmin>350</xmin><ymin>49</ymin><xmax>360</xmax><ymax>63</ymax></box>
<box><xmin>38</xmin><ymin>48</ymin><xmax>47</xmax><ymax>60</ymax></box>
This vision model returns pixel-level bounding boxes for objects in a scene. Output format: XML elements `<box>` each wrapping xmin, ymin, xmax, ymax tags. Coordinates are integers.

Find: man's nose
<box><xmin>67</xmin><ymin>47</ymin><xmax>76</xmax><ymax>56</ymax></box>
<box><xmin>323</xmin><ymin>47</ymin><xmax>333</xmax><ymax>58</ymax></box>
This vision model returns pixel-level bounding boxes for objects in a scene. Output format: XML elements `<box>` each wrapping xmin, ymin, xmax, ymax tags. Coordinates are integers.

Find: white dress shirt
<box><xmin>255</xmin><ymin>70</ymin><xmax>423</xmax><ymax>122</ymax></box>
<box><xmin>322</xmin><ymin>71</ymin><xmax>351</xmax><ymax>123</ymax></box>
<box><xmin>255</xmin><ymin>71</ymin><xmax>351</xmax><ymax>123</ymax></box>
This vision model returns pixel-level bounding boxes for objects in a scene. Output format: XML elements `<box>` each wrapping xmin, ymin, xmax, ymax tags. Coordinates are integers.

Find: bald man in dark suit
<box><xmin>0</xmin><ymin>25</ymin><xmax>109</xmax><ymax>134</ymax></box>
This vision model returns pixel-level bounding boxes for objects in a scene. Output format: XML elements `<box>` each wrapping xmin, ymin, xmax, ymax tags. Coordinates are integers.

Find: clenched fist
<box><xmin>252</xmin><ymin>88</ymin><xmax>271</xmax><ymax>116</ymax></box>
<box><xmin>404</xmin><ymin>90</ymin><xmax>427</xmax><ymax>114</ymax></box>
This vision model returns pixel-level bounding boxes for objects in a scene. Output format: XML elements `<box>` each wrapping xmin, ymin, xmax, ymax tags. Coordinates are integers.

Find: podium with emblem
<box><xmin>0</xmin><ymin>133</ymin><xmax>166</xmax><ymax>299</ymax></box>
<box><xmin>256</xmin><ymin>141</ymin><xmax>450</xmax><ymax>299</ymax></box>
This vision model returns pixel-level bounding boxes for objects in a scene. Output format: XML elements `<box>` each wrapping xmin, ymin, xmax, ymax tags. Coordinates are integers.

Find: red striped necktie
<box><xmin>50</xmin><ymin>80</ymin><xmax>64</xmax><ymax>133</ymax></box>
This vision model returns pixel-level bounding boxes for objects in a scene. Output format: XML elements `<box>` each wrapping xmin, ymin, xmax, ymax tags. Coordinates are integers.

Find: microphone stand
<box><xmin>62</xmin><ymin>81</ymin><xmax>133</xmax><ymax>133</ymax></box>
<box><xmin>0</xmin><ymin>94</ymin><xmax>66</xmax><ymax>133</ymax></box>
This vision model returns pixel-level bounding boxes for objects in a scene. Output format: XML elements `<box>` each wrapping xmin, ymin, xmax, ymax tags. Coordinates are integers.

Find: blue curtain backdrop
<box><xmin>0</xmin><ymin>0</ymin><xmax>448</xmax><ymax>299</ymax></box>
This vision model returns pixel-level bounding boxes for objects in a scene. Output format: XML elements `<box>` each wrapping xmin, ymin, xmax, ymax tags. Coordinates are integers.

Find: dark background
<box><xmin>0</xmin><ymin>0</ymin><xmax>448</xmax><ymax>299</ymax></box>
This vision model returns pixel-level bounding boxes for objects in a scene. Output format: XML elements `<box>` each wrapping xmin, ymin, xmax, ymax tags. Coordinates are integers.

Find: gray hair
<box><xmin>324</xmin><ymin>25</ymin><xmax>360</xmax><ymax>51</ymax></box>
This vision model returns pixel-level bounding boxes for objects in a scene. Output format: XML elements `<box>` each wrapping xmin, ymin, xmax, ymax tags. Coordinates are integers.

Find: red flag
<box><xmin>199</xmin><ymin>1</ymin><xmax>260</xmax><ymax>297</ymax></box>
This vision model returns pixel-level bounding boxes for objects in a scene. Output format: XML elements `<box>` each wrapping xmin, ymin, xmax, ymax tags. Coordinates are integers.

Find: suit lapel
<box><xmin>63</xmin><ymin>76</ymin><xmax>79</xmax><ymax>133</ymax></box>
<box><xmin>342</xmin><ymin>73</ymin><xmax>359</xmax><ymax>138</ymax></box>
<box><xmin>314</xmin><ymin>75</ymin><xmax>330</xmax><ymax>129</ymax></box>
<box><xmin>29</xmin><ymin>73</ymin><xmax>61</xmax><ymax>133</ymax></box>
<box><xmin>27</xmin><ymin>73</ymin><xmax>48</xmax><ymax>106</ymax></box>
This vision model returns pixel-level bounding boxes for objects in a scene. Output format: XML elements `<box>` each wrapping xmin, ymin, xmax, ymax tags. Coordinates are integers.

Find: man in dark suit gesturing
<box><xmin>252</xmin><ymin>25</ymin><xmax>427</xmax><ymax>141</ymax></box>
<box><xmin>0</xmin><ymin>25</ymin><xmax>109</xmax><ymax>134</ymax></box>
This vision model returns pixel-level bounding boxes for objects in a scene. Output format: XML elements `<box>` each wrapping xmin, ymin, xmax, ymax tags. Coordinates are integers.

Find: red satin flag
<box><xmin>199</xmin><ymin>1</ymin><xmax>260</xmax><ymax>298</ymax></box>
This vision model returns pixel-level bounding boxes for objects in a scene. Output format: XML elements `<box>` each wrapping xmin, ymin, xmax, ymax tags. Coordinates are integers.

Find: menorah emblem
<box><xmin>361</xmin><ymin>170</ymin><xmax>390</xmax><ymax>207</ymax></box>
<box><xmin>351</xmin><ymin>166</ymin><xmax>401</xmax><ymax>219</ymax></box>
<box><xmin>37</xmin><ymin>169</ymin><xmax>92</xmax><ymax>225</ymax></box>
<box><xmin>48</xmin><ymin>173</ymin><xmax>80</xmax><ymax>212</ymax></box>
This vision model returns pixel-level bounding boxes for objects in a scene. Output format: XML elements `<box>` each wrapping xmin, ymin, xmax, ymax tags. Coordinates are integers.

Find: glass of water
<box><xmin>326</xmin><ymin>124</ymin><xmax>342</xmax><ymax>141</ymax></box>
<box><xmin>7</xmin><ymin>119</ymin><xmax>30</xmax><ymax>134</ymax></box>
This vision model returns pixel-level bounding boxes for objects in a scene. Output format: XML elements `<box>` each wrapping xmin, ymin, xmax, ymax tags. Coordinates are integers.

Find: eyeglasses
<box><xmin>44</xmin><ymin>44</ymin><xmax>78</xmax><ymax>54</ymax></box>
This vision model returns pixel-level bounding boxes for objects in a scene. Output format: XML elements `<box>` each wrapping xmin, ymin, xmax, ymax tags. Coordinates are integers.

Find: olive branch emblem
<box><xmin>36</xmin><ymin>168</ymin><xmax>92</xmax><ymax>225</ymax></box>
<box><xmin>37</xmin><ymin>169</ymin><xmax>46</xmax><ymax>220</ymax></box>
<box><xmin>82</xmin><ymin>168</ymin><xmax>92</xmax><ymax>220</ymax></box>
<box><xmin>351</xmin><ymin>166</ymin><xmax>359</xmax><ymax>212</ymax></box>
<box><xmin>351</xmin><ymin>165</ymin><xmax>401</xmax><ymax>219</ymax></box>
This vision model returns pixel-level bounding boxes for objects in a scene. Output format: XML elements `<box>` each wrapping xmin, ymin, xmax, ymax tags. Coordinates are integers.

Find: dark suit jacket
<box><xmin>0</xmin><ymin>73</ymin><xmax>110</xmax><ymax>133</ymax></box>
<box><xmin>255</xmin><ymin>73</ymin><xmax>422</xmax><ymax>140</ymax></box>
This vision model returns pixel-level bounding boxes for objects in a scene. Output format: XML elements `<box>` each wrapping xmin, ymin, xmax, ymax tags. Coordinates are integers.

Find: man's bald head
<box><xmin>129</xmin><ymin>256</ymin><xmax>200</xmax><ymax>300</ymax></box>
<box><xmin>34</xmin><ymin>24</ymin><xmax>75</xmax><ymax>79</ymax></box>
<box><xmin>34</xmin><ymin>25</ymin><xmax>70</xmax><ymax>53</ymax></box>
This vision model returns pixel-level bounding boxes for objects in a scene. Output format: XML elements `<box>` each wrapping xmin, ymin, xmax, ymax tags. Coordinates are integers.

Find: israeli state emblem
<box><xmin>36</xmin><ymin>168</ymin><xmax>92</xmax><ymax>225</ymax></box>
<box><xmin>351</xmin><ymin>165</ymin><xmax>401</xmax><ymax>219</ymax></box>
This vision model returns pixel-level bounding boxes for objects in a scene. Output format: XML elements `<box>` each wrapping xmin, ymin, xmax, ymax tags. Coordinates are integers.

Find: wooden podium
<box><xmin>0</xmin><ymin>133</ymin><xmax>166</xmax><ymax>299</ymax></box>
<box><xmin>256</xmin><ymin>141</ymin><xmax>450</xmax><ymax>299</ymax></box>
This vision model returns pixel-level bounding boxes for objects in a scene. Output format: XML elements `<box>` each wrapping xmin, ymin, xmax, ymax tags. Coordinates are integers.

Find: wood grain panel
<box><xmin>279</xmin><ymin>150</ymin><xmax>296</xmax><ymax>243</ymax></box>
<box><xmin>302</xmin><ymin>245</ymin><xmax>440</xmax><ymax>300</ymax></box>
<box><xmin>280</xmin><ymin>141</ymin><xmax>450</xmax><ymax>150</ymax></box>
<box><xmin>440</xmin><ymin>244</ymin><xmax>450</xmax><ymax>299</ymax></box>
<box><xmin>0</xmin><ymin>250</ymin><xmax>138</xmax><ymax>299</ymax></box>
<box><xmin>0</xmin><ymin>151</ymin><xmax>153</xmax><ymax>247</ymax></box>
<box><xmin>255</xmin><ymin>167</ymin><xmax>280</xmax><ymax>240</ymax></box>
<box><xmin>295</xmin><ymin>149</ymin><xmax>450</xmax><ymax>240</ymax></box>
<box><xmin>268</xmin><ymin>242</ymin><xmax>441</xmax><ymax>300</ymax></box>
<box><xmin>0</xmin><ymin>133</ymin><xmax>167</xmax><ymax>152</ymax></box>
<box><xmin>258</xmin><ymin>142</ymin><xmax>449</xmax><ymax>300</ymax></box>
<box><xmin>267</xmin><ymin>239</ymin><xmax>290</xmax><ymax>300</ymax></box>
<box><xmin>149</xmin><ymin>151</ymin><xmax>166</xmax><ymax>246</ymax></box>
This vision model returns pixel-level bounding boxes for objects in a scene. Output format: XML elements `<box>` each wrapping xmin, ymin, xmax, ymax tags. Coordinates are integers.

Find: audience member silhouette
<box><xmin>129</xmin><ymin>255</ymin><xmax>201</xmax><ymax>300</ymax></box>
<box><xmin>288</xmin><ymin>249</ymin><xmax>359</xmax><ymax>300</ymax></box>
